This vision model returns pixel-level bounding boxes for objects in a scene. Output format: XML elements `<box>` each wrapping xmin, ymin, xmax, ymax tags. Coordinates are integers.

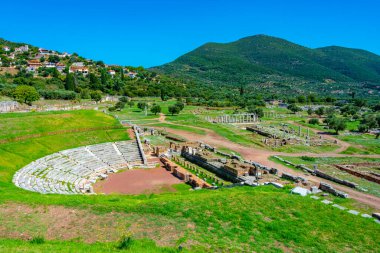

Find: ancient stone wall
<box><xmin>334</xmin><ymin>165</ymin><xmax>380</xmax><ymax>184</ymax></box>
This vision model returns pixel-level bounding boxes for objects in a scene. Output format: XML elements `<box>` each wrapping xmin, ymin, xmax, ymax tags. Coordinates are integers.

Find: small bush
<box><xmin>301</xmin><ymin>156</ymin><xmax>315</xmax><ymax>162</ymax></box>
<box><xmin>117</xmin><ymin>235</ymin><xmax>133</xmax><ymax>250</ymax></box>
<box><xmin>308</xmin><ymin>118</ymin><xmax>319</xmax><ymax>125</ymax></box>
<box><xmin>30</xmin><ymin>236</ymin><xmax>45</xmax><ymax>244</ymax></box>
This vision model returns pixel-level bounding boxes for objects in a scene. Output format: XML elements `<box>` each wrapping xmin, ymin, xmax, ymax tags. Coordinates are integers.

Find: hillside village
<box><xmin>1</xmin><ymin>43</ymin><xmax>138</xmax><ymax>78</ymax></box>
<box><xmin>0</xmin><ymin>38</ymin><xmax>194</xmax><ymax>103</ymax></box>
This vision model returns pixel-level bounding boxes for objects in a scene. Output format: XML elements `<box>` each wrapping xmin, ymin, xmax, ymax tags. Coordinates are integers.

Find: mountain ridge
<box><xmin>153</xmin><ymin>35</ymin><xmax>380</xmax><ymax>97</ymax></box>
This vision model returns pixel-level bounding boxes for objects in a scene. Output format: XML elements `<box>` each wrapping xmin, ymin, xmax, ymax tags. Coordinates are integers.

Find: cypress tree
<box><xmin>65</xmin><ymin>73</ymin><xmax>75</xmax><ymax>91</ymax></box>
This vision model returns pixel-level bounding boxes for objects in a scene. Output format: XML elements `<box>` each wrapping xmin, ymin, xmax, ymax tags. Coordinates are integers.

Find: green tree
<box><xmin>288</xmin><ymin>104</ymin><xmax>301</xmax><ymax>114</ymax></box>
<box><xmin>65</xmin><ymin>73</ymin><xmax>76</xmax><ymax>91</ymax></box>
<box><xmin>115</xmin><ymin>101</ymin><xmax>126</xmax><ymax>110</ymax></box>
<box><xmin>127</xmin><ymin>101</ymin><xmax>135</xmax><ymax>108</ymax></box>
<box><xmin>120</xmin><ymin>67</ymin><xmax>124</xmax><ymax>81</ymax></box>
<box><xmin>137</xmin><ymin>102</ymin><xmax>148</xmax><ymax>111</ymax></box>
<box><xmin>90</xmin><ymin>90</ymin><xmax>102</xmax><ymax>103</ymax></box>
<box><xmin>119</xmin><ymin>96</ymin><xmax>129</xmax><ymax>103</ymax></box>
<box><xmin>13</xmin><ymin>85</ymin><xmax>40</xmax><ymax>105</ymax></box>
<box><xmin>89</xmin><ymin>73</ymin><xmax>101</xmax><ymax>90</ymax></box>
<box><xmin>47</xmin><ymin>55</ymin><xmax>60</xmax><ymax>63</ymax></box>
<box><xmin>247</xmin><ymin>105</ymin><xmax>264</xmax><ymax>118</ymax></box>
<box><xmin>168</xmin><ymin>105</ymin><xmax>181</xmax><ymax>115</ymax></box>
<box><xmin>307</xmin><ymin>108</ymin><xmax>313</xmax><ymax>115</ymax></box>
<box><xmin>297</xmin><ymin>96</ymin><xmax>306</xmax><ymax>103</ymax></box>
<box><xmin>175</xmin><ymin>101</ymin><xmax>185</xmax><ymax>111</ymax></box>
<box><xmin>315</xmin><ymin>107</ymin><xmax>325</xmax><ymax>117</ymax></box>
<box><xmin>326</xmin><ymin>116</ymin><xmax>346</xmax><ymax>134</ymax></box>
<box><xmin>308</xmin><ymin>118</ymin><xmax>319</xmax><ymax>125</ymax></box>
<box><xmin>150</xmin><ymin>104</ymin><xmax>162</xmax><ymax>115</ymax></box>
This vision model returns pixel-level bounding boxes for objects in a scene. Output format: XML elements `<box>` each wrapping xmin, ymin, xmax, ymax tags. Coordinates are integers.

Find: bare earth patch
<box><xmin>0</xmin><ymin>203</ymin><xmax>195</xmax><ymax>246</ymax></box>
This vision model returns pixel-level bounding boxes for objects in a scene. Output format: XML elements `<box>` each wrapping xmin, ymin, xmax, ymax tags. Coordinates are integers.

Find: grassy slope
<box><xmin>0</xmin><ymin>110</ymin><xmax>121</xmax><ymax>140</ymax></box>
<box><xmin>0</xmin><ymin>238</ymin><xmax>179</xmax><ymax>253</ymax></box>
<box><xmin>1</xmin><ymin>109</ymin><xmax>380</xmax><ymax>252</ymax></box>
<box><xmin>0</xmin><ymin>110</ymin><xmax>130</xmax><ymax>183</ymax></box>
<box><xmin>1</xmin><ymin>187</ymin><xmax>379</xmax><ymax>252</ymax></box>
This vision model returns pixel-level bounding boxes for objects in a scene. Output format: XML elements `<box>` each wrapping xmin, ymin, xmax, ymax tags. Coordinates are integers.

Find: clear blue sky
<box><xmin>1</xmin><ymin>0</ymin><xmax>379</xmax><ymax>67</ymax></box>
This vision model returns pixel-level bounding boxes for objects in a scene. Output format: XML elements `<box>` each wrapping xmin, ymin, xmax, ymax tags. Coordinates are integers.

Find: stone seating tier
<box><xmin>13</xmin><ymin>140</ymin><xmax>144</xmax><ymax>195</ymax></box>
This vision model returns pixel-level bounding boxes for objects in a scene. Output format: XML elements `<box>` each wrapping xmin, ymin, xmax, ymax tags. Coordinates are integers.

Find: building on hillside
<box><xmin>44</xmin><ymin>62</ymin><xmax>56</xmax><ymax>68</ymax></box>
<box><xmin>108</xmin><ymin>69</ymin><xmax>116</xmax><ymax>76</ymax></box>
<box><xmin>8</xmin><ymin>53</ymin><xmax>15</xmax><ymax>60</ymax></box>
<box><xmin>69</xmin><ymin>65</ymin><xmax>89</xmax><ymax>75</ymax></box>
<box><xmin>127</xmin><ymin>71</ymin><xmax>137</xmax><ymax>78</ymax></box>
<box><xmin>55</xmin><ymin>62</ymin><xmax>66</xmax><ymax>72</ymax></box>
<box><xmin>2</xmin><ymin>46</ymin><xmax>10</xmax><ymax>52</ymax></box>
<box><xmin>72</xmin><ymin>62</ymin><xmax>84</xmax><ymax>67</ymax></box>
<box><xmin>39</xmin><ymin>48</ymin><xmax>50</xmax><ymax>54</ymax></box>
<box><xmin>27</xmin><ymin>60</ymin><xmax>42</xmax><ymax>72</ymax></box>
<box><xmin>58</xmin><ymin>52</ymin><xmax>71</xmax><ymax>58</ymax></box>
<box><xmin>14</xmin><ymin>45</ymin><xmax>29</xmax><ymax>53</ymax></box>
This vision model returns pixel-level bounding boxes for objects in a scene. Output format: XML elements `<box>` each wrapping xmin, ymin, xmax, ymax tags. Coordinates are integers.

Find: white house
<box><xmin>15</xmin><ymin>45</ymin><xmax>29</xmax><ymax>53</ymax></box>
<box><xmin>55</xmin><ymin>62</ymin><xmax>66</xmax><ymax>72</ymax></box>
<box><xmin>39</xmin><ymin>48</ymin><xmax>50</xmax><ymax>54</ymax></box>
<box><xmin>44</xmin><ymin>62</ymin><xmax>56</xmax><ymax>68</ymax></box>
<box><xmin>2</xmin><ymin>46</ymin><xmax>10</xmax><ymax>52</ymax></box>
<box><xmin>72</xmin><ymin>62</ymin><xmax>84</xmax><ymax>67</ymax></box>
<box><xmin>69</xmin><ymin>65</ymin><xmax>89</xmax><ymax>75</ymax></box>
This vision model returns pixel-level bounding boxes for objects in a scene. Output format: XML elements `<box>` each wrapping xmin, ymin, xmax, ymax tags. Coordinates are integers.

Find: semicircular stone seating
<box><xmin>12</xmin><ymin>140</ymin><xmax>144</xmax><ymax>194</ymax></box>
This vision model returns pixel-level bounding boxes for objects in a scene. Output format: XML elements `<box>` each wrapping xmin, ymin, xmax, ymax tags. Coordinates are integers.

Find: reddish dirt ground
<box><xmin>94</xmin><ymin>166</ymin><xmax>183</xmax><ymax>195</ymax></box>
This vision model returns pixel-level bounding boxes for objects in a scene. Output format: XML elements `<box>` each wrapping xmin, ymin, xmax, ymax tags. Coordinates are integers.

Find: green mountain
<box><xmin>154</xmin><ymin>35</ymin><xmax>380</xmax><ymax>97</ymax></box>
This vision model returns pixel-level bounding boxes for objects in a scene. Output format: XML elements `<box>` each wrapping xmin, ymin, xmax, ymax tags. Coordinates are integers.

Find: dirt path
<box><xmin>146</xmin><ymin>117</ymin><xmax>380</xmax><ymax>210</ymax></box>
<box><xmin>159</xmin><ymin>113</ymin><xmax>166</xmax><ymax>122</ymax></box>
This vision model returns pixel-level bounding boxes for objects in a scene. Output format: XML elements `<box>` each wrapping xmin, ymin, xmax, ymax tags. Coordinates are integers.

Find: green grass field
<box><xmin>338</xmin><ymin>134</ymin><xmax>380</xmax><ymax>155</ymax></box>
<box><xmin>1</xmin><ymin>108</ymin><xmax>380</xmax><ymax>252</ymax></box>
<box><xmin>1</xmin><ymin>187</ymin><xmax>379</xmax><ymax>252</ymax></box>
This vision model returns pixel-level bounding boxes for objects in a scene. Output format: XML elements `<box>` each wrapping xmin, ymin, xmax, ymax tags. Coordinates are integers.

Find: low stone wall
<box><xmin>181</xmin><ymin>151</ymin><xmax>242</xmax><ymax>183</ymax></box>
<box><xmin>160</xmin><ymin>157</ymin><xmax>211</xmax><ymax>188</ymax></box>
<box><xmin>281</xmin><ymin>173</ymin><xmax>307</xmax><ymax>183</ymax></box>
<box><xmin>314</xmin><ymin>170</ymin><xmax>357</xmax><ymax>188</ymax></box>
<box><xmin>246</xmin><ymin>126</ymin><xmax>276</xmax><ymax>138</ymax></box>
<box><xmin>335</xmin><ymin>165</ymin><xmax>380</xmax><ymax>184</ymax></box>
<box><xmin>319</xmin><ymin>182</ymin><xmax>348</xmax><ymax>198</ymax></box>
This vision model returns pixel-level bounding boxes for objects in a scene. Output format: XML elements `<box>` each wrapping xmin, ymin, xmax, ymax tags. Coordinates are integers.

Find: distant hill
<box><xmin>153</xmin><ymin>35</ymin><xmax>380</xmax><ymax>98</ymax></box>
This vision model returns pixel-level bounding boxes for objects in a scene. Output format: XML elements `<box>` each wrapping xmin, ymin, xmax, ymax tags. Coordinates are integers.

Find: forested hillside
<box><xmin>154</xmin><ymin>35</ymin><xmax>380</xmax><ymax>100</ymax></box>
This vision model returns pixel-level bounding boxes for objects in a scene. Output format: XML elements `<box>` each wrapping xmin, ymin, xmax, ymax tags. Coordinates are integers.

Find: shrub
<box><xmin>308</xmin><ymin>118</ymin><xmax>319</xmax><ymax>125</ymax></box>
<box><xmin>39</xmin><ymin>90</ymin><xmax>77</xmax><ymax>100</ymax></box>
<box><xmin>301</xmin><ymin>156</ymin><xmax>315</xmax><ymax>162</ymax></box>
<box><xmin>30</xmin><ymin>236</ymin><xmax>45</xmax><ymax>244</ymax></box>
<box><xmin>117</xmin><ymin>235</ymin><xmax>133</xmax><ymax>250</ymax></box>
